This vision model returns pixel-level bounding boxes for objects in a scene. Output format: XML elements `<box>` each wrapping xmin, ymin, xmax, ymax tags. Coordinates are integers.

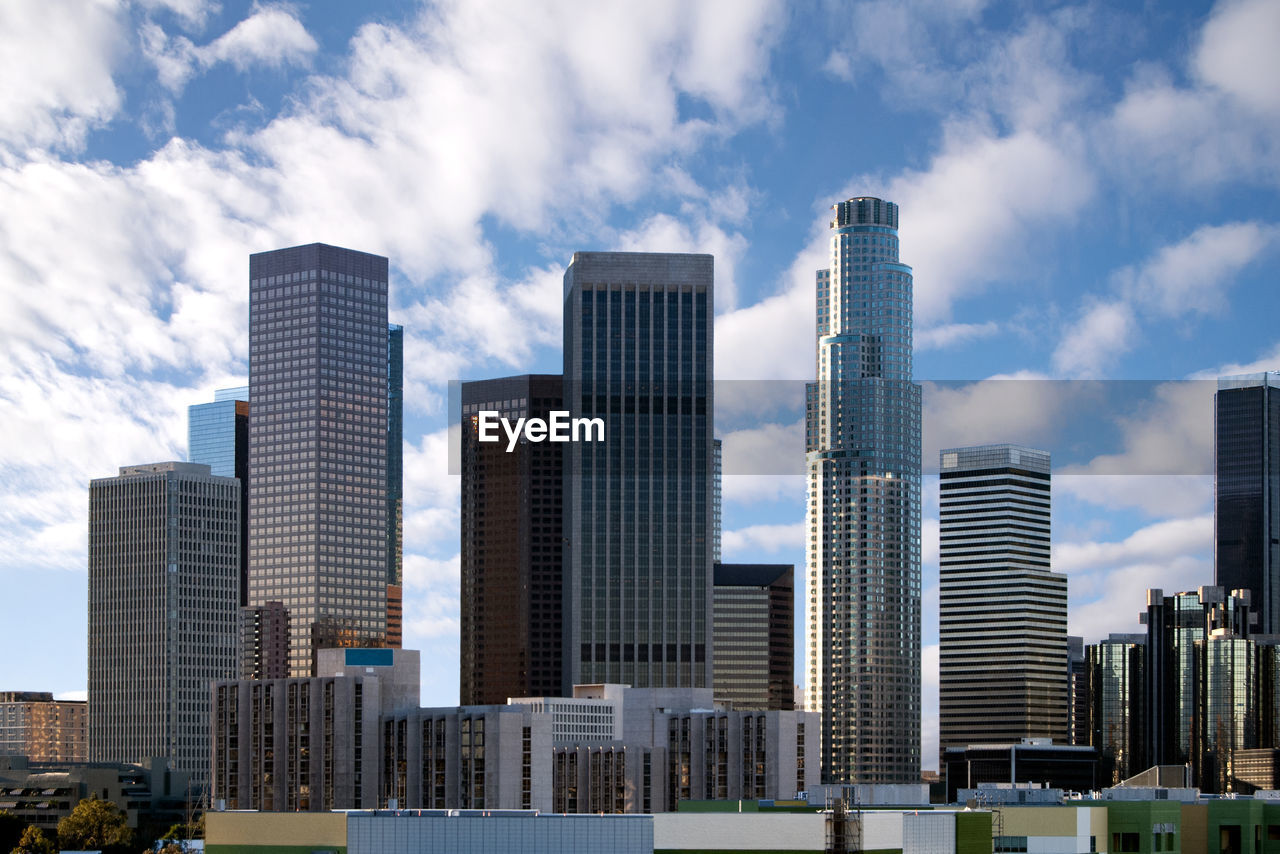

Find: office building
<box><xmin>1068</xmin><ymin>636</ymin><xmax>1087</xmax><ymax>745</ymax></box>
<box><xmin>712</xmin><ymin>563</ymin><xmax>794</xmax><ymax>711</ymax></box>
<box><xmin>247</xmin><ymin>244</ymin><xmax>389</xmax><ymax>675</ymax></box>
<box><xmin>212</xmin><ymin>648</ymin><xmax>421</xmax><ymax>811</ymax></box>
<box><xmin>941</xmin><ymin>741</ymin><xmax>1100</xmax><ymax>803</ymax></box>
<box><xmin>1140</xmin><ymin>586</ymin><xmax>1254</xmax><ymax>771</ymax></box>
<box><xmin>0</xmin><ymin>755</ymin><xmax>190</xmax><ymax>833</ymax></box>
<box><xmin>215</xmin><ymin>660</ymin><xmax>817</xmax><ymax>814</ymax></box>
<box><xmin>189</xmin><ymin>386</ymin><xmax>250</xmax><ymax>605</ymax></box>
<box><xmin>459</xmin><ymin>374</ymin><xmax>565</xmax><ymax>704</ymax></box>
<box><xmin>88</xmin><ymin>461</ymin><xmax>240</xmax><ymax>781</ymax></box>
<box><xmin>938</xmin><ymin>445</ymin><xmax>1067</xmax><ymax>752</ymax></box>
<box><xmin>563</xmin><ymin>252</ymin><xmax>715</xmax><ymax>690</ymax></box>
<box><xmin>1084</xmin><ymin>633</ymin><xmax>1146</xmax><ymax>784</ymax></box>
<box><xmin>1215</xmin><ymin>373</ymin><xmax>1280</xmax><ymax>635</ymax></box>
<box><xmin>386</xmin><ymin>324</ymin><xmax>404</xmax><ymax>644</ymax></box>
<box><xmin>240</xmin><ymin>600</ymin><xmax>290</xmax><ymax>680</ymax></box>
<box><xmin>806</xmin><ymin>197</ymin><xmax>921</xmax><ymax>783</ymax></box>
<box><xmin>0</xmin><ymin>692</ymin><xmax>86</xmax><ymax>762</ymax></box>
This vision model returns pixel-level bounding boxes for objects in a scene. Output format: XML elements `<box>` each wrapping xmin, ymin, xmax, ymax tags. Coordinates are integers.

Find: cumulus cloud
<box><xmin>916</xmin><ymin>321</ymin><xmax>999</xmax><ymax>353</ymax></box>
<box><xmin>143</xmin><ymin>5</ymin><xmax>319</xmax><ymax>93</ymax></box>
<box><xmin>1052</xmin><ymin>300</ymin><xmax>1137</xmax><ymax>378</ymax></box>
<box><xmin>721</xmin><ymin>522</ymin><xmax>804</xmax><ymax>557</ymax></box>
<box><xmin>0</xmin><ymin>0</ymin><xmax>787</xmax><ymax>581</ymax></box>
<box><xmin>0</xmin><ymin>0</ymin><xmax>127</xmax><ymax>154</ymax></box>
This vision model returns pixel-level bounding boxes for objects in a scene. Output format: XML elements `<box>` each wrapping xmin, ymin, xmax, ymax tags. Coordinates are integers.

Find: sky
<box><xmin>1</xmin><ymin>0</ymin><xmax>1278</xmax><ymax>772</ymax></box>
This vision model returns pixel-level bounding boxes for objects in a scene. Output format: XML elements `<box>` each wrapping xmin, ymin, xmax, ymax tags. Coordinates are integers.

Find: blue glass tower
<box><xmin>806</xmin><ymin>197</ymin><xmax>921</xmax><ymax>783</ymax></box>
<box><xmin>189</xmin><ymin>386</ymin><xmax>250</xmax><ymax>605</ymax></box>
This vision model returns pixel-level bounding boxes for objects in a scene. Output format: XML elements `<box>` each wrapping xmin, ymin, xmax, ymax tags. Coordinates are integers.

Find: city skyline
<box><xmin>2</xmin><ymin>0</ymin><xmax>1279</xmax><ymax>775</ymax></box>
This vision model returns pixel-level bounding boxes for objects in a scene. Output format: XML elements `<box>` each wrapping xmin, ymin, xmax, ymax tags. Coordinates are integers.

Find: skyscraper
<box><xmin>248</xmin><ymin>244</ymin><xmax>389</xmax><ymax>675</ymax></box>
<box><xmin>189</xmin><ymin>386</ymin><xmax>250</xmax><ymax>605</ymax></box>
<box><xmin>1215</xmin><ymin>373</ymin><xmax>1280</xmax><ymax>635</ymax></box>
<box><xmin>806</xmin><ymin>197</ymin><xmax>921</xmax><ymax>783</ymax></box>
<box><xmin>563</xmin><ymin>251</ymin><xmax>714</xmax><ymax>690</ymax></box>
<box><xmin>938</xmin><ymin>444</ymin><xmax>1067</xmax><ymax>752</ymax></box>
<box><xmin>459</xmin><ymin>374</ymin><xmax>565</xmax><ymax>704</ymax></box>
<box><xmin>1084</xmin><ymin>633</ymin><xmax>1146</xmax><ymax>784</ymax></box>
<box><xmin>88</xmin><ymin>461</ymin><xmax>240</xmax><ymax>781</ymax></box>
<box><xmin>386</xmin><ymin>324</ymin><xmax>404</xmax><ymax>648</ymax></box>
<box><xmin>712</xmin><ymin>563</ymin><xmax>794</xmax><ymax>711</ymax></box>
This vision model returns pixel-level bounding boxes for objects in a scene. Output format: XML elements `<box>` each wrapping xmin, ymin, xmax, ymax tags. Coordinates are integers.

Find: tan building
<box><xmin>0</xmin><ymin>692</ymin><xmax>86</xmax><ymax>763</ymax></box>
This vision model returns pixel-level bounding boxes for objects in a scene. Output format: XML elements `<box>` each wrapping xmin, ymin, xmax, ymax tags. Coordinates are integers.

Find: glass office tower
<box><xmin>939</xmin><ymin>445</ymin><xmax>1067</xmax><ymax>752</ymax></box>
<box><xmin>1215</xmin><ymin>373</ymin><xmax>1280</xmax><ymax>635</ymax></box>
<box><xmin>189</xmin><ymin>386</ymin><xmax>250</xmax><ymax>605</ymax></box>
<box><xmin>387</xmin><ymin>324</ymin><xmax>404</xmax><ymax>587</ymax></box>
<box><xmin>806</xmin><ymin>197</ymin><xmax>921</xmax><ymax>783</ymax></box>
<box><xmin>88</xmin><ymin>461</ymin><xmax>240</xmax><ymax>782</ymax></box>
<box><xmin>248</xmin><ymin>243</ymin><xmax>389</xmax><ymax>676</ymax></box>
<box><xmin>563</xmin><ymin>251</ymin><xmax>714</xmax><ymax>690</ymax></box>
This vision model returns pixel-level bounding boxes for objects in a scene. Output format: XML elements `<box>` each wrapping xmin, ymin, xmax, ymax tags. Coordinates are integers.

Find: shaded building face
<box><xmin>88</xmin><ymin>461</ymin><xmax>240</xmax><ymax>782</ymax></box>
<box><xmin>248</xmin><ymin>244</ymin><xmax>389</xmax><ymax>675</ymax></box>
<box><xmin>712</xmin><ymin>563</ymin><xmax>794</xmax><ymax>711</ymax></box>
<box><xmin>459</xmin><ymin>374</ymin><xmax>565</xmax><ymax>704</ymax></box>
<box><xmin>563</xmin><ymin>251</ymin><xmax>714</xmax><ymax>691</ymax></box>
<box><xmin>806</xmin><ymin>197</ymin><xmax>921</xmax><ymax>784</ymax></box>
<box><xmin>1215</xmin><ymin>375</ymin><xmax>1280</xmax><ymax>635</ymax></box>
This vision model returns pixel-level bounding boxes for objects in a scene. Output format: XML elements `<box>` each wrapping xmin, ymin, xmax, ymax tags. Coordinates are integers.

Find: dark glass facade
<box><xmin>1215</xmin><ymin>374</ymin><xmax>1280</xmax><ymax>636</ymax></box>
<box><xmin>712</xmin><ymin>563</ymin><xmax>794</xmax><ymax>711</ymax></box>
<box><xmin>248</xmin><ymin>244</ymin><xmax>389</xmax><ymax>676</ymax></box>
<box><xmin>806</xmin><ymin>197</ymin><xmax>921</xmax><ymax>783</ymax></box>
<box><xmin>1085</xmin><ymin>633</ymin><xmax>1146</xmax><ymax>784</ymax></box>
<box><xmin>563</xmin><ymin>252</ymin><xmax>714</xmax><ymax>690</ymax></box>
<box><xmin>459</xmin><ymin>374</ymin><xmax>565</xmax><ymax>704</ymax></box>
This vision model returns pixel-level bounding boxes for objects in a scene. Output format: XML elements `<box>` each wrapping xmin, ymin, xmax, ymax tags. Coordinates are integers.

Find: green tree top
<box><xmin>10</xmin><ymin>825</ymin><xmax>56</xmax><ymax>854</ymax></box>
<box><xmin>57</xmin><ymin>796</ymin><xmax>133</xmax><ymax>854</ymax></box>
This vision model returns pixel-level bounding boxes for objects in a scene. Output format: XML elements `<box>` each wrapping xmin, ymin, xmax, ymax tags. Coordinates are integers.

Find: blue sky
<box><xmin>1</xmin><ymin>0</ymin><xmax>1278</xmax><ymax>771</ymax></box>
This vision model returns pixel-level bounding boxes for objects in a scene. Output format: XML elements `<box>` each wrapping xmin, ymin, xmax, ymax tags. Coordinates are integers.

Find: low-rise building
<box><xmin>0</xmin><ymin>692</ymin><xmax>86</xmax><ymax>763</ymax></box>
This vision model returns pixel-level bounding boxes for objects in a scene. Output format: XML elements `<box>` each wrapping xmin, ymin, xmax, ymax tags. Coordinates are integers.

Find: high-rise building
<box><xmin>459</xmin><ymin>374</ymin><xmax>565</xmax><ymax>704</ymax></box>
<box><xmin>386</xmin><ymin>324</ymin><xmax>404</xmax><ymax>594</ymax></box>
<box><xmin>240</xmin><ymin>600</ymin><xmax>290</xmax><ymax>680</ymax></box>
<box><xmin>88</xmin><ymin>461</ymin><xmax>240</xmax><ymax>781</ymax></box>
<box><xmin>1215</xmin><ymin>373</ymin><xmax>1280</xmax><ymax>635</ymax></box>
<box><xmin>1068</xmin><ymin>636</ymin><xmax>1087</xmax><ymax>745</ymax></box>
<box><xmin>0</xmin><ymin>692</ymin><xmax>86</xmax><ymax>762</ymax></box>
<box><xmin>806</xmin><ymin>197</ymin><xmax>921</xmax><ymax>783</ymax></box>
<box><xmin>189</xmin><ymin>386</ymin><xmax>250</xmax><ymax>605</ymax></box>
<box><xmin>563</xmin><ymin>252</ymin><xmax>714</xmax><ymax>691</ymax></box>
<box><xmin>938</xmin><ymin>445</ymin><xmax>1067</xmax><ymax>753</ymax></box>
<box><xmin>712</xmin><ymin>563</ymin><xmax>794</xmax><ymax>711</ymax></box>
<box><xmin>1085</xmin><ymin>633</ymin><xmax>1146</xmax><ymax>784</ymax></box>
<box><xmin>248</xmin><ymin>244</ymin><xmax>389</xmax><ymax>675</ymax></box>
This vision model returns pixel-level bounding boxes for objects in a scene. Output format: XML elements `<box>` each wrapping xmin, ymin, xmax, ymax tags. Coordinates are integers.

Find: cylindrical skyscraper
<box><xmin>806</xmin><ymin>197</ymin><xmax>922</xmax><ymax>783</ymax></box>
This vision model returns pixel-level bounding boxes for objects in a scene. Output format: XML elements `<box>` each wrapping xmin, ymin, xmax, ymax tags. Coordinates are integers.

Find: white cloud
<box><xmin>1115</xmin><ymin>221</ymin><xmax>1278</xmax><ymax>317</ymax></box>
<box><xmin>1052</xmin><ymin>300</ymin><xmax>1136</xmax><ymax>377</ymax></box>
<box><xmin>1194</xmin><ymin>0</ymin><xmax>1280</xmax><ymax>117</ymax></box>
<box><xmin>922</xmin><ymin>373</ymin><xmax>1079</xmax><ymax>465</ymax></box>
<box><xmin>0</xmin><ymin>0</ymin><xmax>127</xmax><ymax>154</ymax></box>
<box><xmin>871</xmin><ymin>123</ymin><xmax>1094</xmax><ymax>326</ymax></box>
<box><xmin>1106</xmin><ymin>0</ymin><xmax>1280</xmax><ymax>189</ymax></box>
<box><xmin>916</xmin><ymin>321</ymin><xmax>998</xmax><ymax>352</ymax></box>
<box><xmin>0</xmin><ymin>0</ymin><xmax>787</xmax><ymax>571</ymax></box>
<box><xmin>721</xmin><ymin>522</ymin><xmax>804</xmax><ymax>557</ymax></box>
<box><xmin>1052</xmin><ymin>514</ymin><xmax>1212</xmax><ymax>575</ymax></box>
<box><xmin>144</xmin><ymin>4</ymin><xmax>319</xmax><ymax>93</ymax></box>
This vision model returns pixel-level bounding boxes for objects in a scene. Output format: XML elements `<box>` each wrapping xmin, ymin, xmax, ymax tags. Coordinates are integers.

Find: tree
<box><xmin>56</xmin><ymin>796</ymin><xmax>133</xmax><ymax>854</ymax></box>
<box><xmin>10</xmin><ymin>825</ymin><xmax>56</xmax><ymax>854</ymax></box>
